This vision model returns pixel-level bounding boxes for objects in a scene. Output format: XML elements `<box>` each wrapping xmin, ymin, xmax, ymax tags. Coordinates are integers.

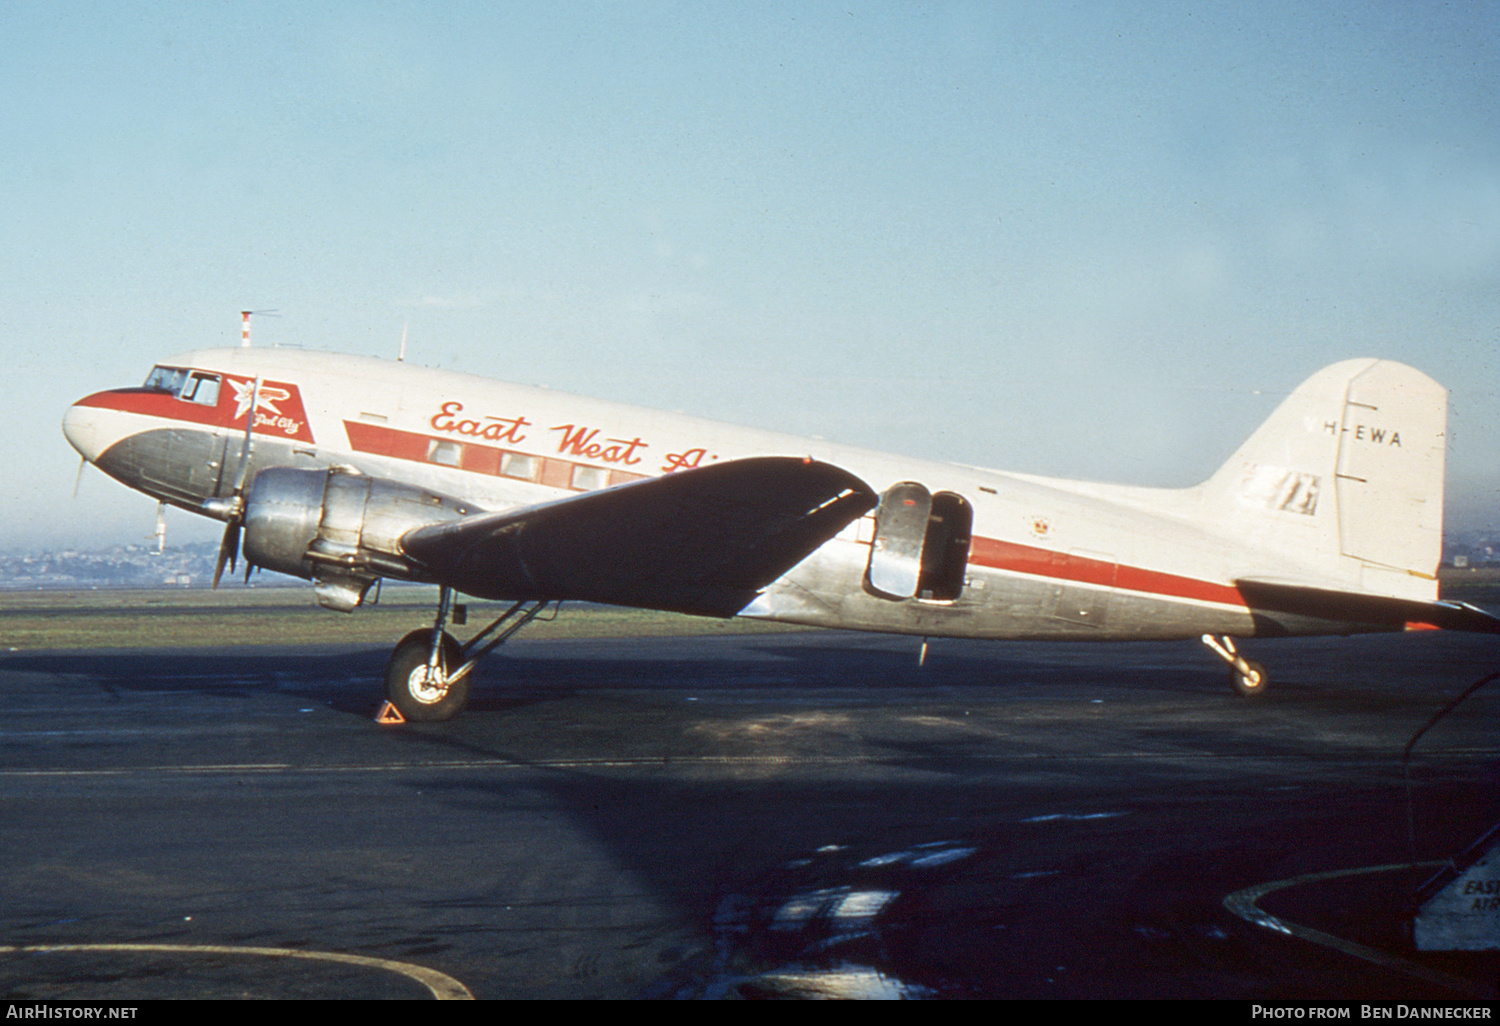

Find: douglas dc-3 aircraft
<box><xmin>62</xmin><ymin>341</ymin><xmax>1500</xmax><ymax>720</ymax></box>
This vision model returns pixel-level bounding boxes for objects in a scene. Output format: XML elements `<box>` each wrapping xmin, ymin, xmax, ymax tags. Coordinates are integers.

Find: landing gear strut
<box><xmin>1201</xmin><ymin>634</ymin><xmax>1269</xmax><ymax>697</ymax></box>
<box><xmin>382</xmin><ymin>587</ymin><xmax>551</xmax><ymax>721</ymax></box>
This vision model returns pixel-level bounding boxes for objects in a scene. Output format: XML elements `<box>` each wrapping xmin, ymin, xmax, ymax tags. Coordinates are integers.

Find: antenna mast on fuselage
<box><xmin>239</xmin><ymin>310</ymin><xmax>280</xmax><ymax>347</ymax></box>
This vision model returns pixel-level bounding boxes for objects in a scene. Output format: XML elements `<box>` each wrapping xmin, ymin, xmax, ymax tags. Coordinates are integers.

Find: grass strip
<box><xmin>0</xmin><ymin>588</ymin><xmax>803</xmax><ymax>650</ymax></box>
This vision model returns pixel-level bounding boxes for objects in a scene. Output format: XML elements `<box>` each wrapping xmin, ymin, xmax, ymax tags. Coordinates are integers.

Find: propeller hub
<box><xmin>201</xmin><ymin>495</ymin><xmax>244</xmax><ymax>521</ymax></box>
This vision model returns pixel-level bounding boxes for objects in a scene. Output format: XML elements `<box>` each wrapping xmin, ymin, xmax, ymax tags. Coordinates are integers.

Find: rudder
<box><xmin>1198</xmin><ymin>359</ymin><xmax>1446</xmax><ymax>600</ymax></box>
<box><xmin>1332</xmin><ymin>360</ymin><xmax>1446</xmax><ymax>578</ymax></box>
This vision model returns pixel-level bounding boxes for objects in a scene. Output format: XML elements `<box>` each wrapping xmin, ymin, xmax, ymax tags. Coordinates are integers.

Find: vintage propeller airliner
<box><xmin>62</xmin><ymin>336</ymin><xmax>1499</xmax><ymax>720</ymax></box>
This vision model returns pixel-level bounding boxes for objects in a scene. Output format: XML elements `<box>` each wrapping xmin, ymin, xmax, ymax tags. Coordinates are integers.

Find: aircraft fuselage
<box><xmin>63</xmin><ymin>347</ymin><xmax>1430</xmax><ymax>644</ymax></box>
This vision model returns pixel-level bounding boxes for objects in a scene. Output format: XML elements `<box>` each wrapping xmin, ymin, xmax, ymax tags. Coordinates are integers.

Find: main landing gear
<box><xmin>1200</xmin><ymin>634</ymin><xmax>1269</xmax><ymax>697</ymax></box>
<box><xmin>383</xmin><ymin>587</ymin><xmax>551</xmax><ymax>722</ymax></box>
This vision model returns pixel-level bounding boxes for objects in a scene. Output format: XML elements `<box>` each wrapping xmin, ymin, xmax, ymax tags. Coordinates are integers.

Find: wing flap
<box><xmin>400</xmin><ymin>457</ymin><xmax>877</xmax><ymax>616</ymax></box>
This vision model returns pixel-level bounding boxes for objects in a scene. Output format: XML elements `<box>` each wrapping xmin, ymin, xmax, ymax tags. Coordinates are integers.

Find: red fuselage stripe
<box><xmin>968</xmin><ymin>537</ymin><xmax>1246</xmax><ymax>608</ymax></box>
<box><xmin>76</xmin><ymin>388</ymin><xmax>223</xmax><ymax>427</ymax></box>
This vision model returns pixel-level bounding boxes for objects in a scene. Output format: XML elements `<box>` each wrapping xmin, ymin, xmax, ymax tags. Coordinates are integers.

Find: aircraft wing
<box><xmin>400</xmin><ymin>456</ymin><xmax>878</xmax><ymax>617</ymax></box>
<box><xmin>1236</xmin><ymin>579</ymin><xmax>1500</xmax><ymax>634</ymax></box>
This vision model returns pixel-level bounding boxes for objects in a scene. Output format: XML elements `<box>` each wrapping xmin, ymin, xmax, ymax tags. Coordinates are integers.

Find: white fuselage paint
<box><xmin>64</xmin><ymin>347</ymin><xmax>1429</xmax><ymax>642</ymax></box>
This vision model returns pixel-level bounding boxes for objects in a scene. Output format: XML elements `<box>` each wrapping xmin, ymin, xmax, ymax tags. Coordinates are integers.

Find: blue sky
<box><xmin>4</xmin><ymin>1</ymin><xmax>1498</xmax><ymax>550</ymax></box>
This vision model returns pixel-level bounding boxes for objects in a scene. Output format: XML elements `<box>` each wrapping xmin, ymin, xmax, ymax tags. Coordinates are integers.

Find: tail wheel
<box><xmin>1232</xmin><ymin>659</ymin><xmax>1269</xmax><ymax>697</ymax></box>
<box><xmin>386</xmin><ymin>628</ymin><xmax>469</xmax><ymax>721</ymax></box>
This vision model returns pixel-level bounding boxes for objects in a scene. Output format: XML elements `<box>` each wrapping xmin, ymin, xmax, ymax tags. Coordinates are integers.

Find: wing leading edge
<box><xmin>400</xmin><ymin>456</ymin><xmax>878</xmax><ymax>617</ymax></box>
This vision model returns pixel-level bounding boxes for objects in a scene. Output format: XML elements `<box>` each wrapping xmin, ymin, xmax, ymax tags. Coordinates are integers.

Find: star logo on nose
<box><xmin>229</xmin><ymin>378</ymin><xmax>291</xmax><ymax>422</ymax></box>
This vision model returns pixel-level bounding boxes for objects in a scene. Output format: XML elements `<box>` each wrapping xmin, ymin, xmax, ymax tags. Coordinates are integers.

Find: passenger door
<box><xmin>865</xmin><ymin>483</ymin><xmax>972</xmax><ymax>602</ymax></box>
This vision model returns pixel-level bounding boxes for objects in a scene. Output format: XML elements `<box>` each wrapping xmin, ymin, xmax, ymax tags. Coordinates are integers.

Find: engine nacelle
<box><xmin>241</xmin><ymin>467</ymin><xmax>480</xmax><ymax>610</ymax></box>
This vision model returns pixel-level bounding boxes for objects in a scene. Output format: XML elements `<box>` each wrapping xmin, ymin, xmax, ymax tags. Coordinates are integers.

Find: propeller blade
<box><xmin>72</xmin><ymin>456</ymin><xmax>87</xmax><ymax>499</ymax></box>
<box><xmin>230</xmin><ymin>376</ymin><xmax>262</xmax><ymax>494</ymax></box>
<box><xmin>214</xmin><ymin>375</ymin><xmax>260</xmax><ymax>590</ymax></box>
<box><xmin>213</xmin><ymin>519</ymin><xmax>240</xmax><ymax>589</ymax></box>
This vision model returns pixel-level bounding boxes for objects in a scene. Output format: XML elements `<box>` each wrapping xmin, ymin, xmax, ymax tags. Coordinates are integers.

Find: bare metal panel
<box><xmin>867</xmin><ymin>483</ymin><xmax>931</xmax><ymax>599</ymax></box>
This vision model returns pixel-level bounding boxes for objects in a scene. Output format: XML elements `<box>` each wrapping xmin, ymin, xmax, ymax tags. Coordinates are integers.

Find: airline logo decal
<box><xmin>550</xmin><ymin>424</ymin><xmax>648</xmax><ymax>466</ymax></box>
<box><xmin>224</xmin><ymin>376</ymin><xmax>315</xmax><ymax>443</ymax></box>
<box><xmin>429</xmin><ymin>401</ymin><xmax>530</xmax><ymax>445</ymax></box>
<box><xmin>426</xmin><ymin>399</ymin><xmax>712</xmax><ymax>474</ymax></box>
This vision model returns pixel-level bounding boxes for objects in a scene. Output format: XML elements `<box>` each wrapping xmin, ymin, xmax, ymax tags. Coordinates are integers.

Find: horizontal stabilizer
<box><xmin>1237</xmin><ymin>579</ymin><xmax>1500</xmax><ymax>633</ymax></box>
<box><xmin>400</xmin><ymin>457</ymin><xmax>877</xmax><ymax>617</ymax></box>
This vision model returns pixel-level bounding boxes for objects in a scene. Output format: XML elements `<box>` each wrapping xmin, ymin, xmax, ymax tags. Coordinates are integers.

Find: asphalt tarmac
<box><xmin>0</xmin><ymin>621</ymin><xmax>1497</xmax><ymax>1000</ymax></box>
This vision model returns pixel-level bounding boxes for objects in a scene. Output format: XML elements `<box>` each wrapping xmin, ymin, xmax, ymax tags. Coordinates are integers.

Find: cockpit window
<box><xmin>142</xmin><ymin>366</ymin><xmax>221</xmax><ymax>406</ymax></box>
<box><xmin>181</xmin><ymin>372</ymin><xmax>220</xmax><ymax>406</ymax></box>
<box><xmin>144</xmin><ymin>365</ymin><xmax>188</xmax><ymax>394</ymax></box>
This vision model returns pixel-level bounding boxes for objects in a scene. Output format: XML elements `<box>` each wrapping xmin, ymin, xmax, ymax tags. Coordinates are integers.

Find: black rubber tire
<box><xmin>385</xmin><ymin>628</ymin><xmax>469</xmax><ymax>721</ymax></box>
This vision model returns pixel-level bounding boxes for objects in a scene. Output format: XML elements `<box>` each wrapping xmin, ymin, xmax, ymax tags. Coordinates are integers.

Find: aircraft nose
<box><xmin>62</xmin><ymin>398</ymin><xmax>103</xmax><ymax>463</ymax></box>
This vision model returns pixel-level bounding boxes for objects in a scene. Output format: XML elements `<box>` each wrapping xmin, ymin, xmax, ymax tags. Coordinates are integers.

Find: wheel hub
<box><xmin>407</xmin><ymin>664</ymin><xmax>449</xmax><ymax>704</ymax></box>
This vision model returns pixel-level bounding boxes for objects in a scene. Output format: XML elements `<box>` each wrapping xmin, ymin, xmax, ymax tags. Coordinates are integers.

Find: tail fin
<box><xmin>1199</xmin><ymin>359</ymin><xmax>1446</xmax><ymax>601</ymax></box>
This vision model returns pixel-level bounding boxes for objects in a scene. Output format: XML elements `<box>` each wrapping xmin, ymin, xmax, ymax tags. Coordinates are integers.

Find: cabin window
<box><xmin>427</xmin><ymin>439</ymin><xmax>462</xmax><ymax>467</ymax></box>
<box><xmin>500</xmin><ymin>452</ymin><xmax>538</xmax><ymax>481</ymax></box>
<box><xmin>571</xmin><ymin>465</ymin><xmax>610</xmax><ymax>491</ymax></box>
